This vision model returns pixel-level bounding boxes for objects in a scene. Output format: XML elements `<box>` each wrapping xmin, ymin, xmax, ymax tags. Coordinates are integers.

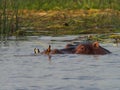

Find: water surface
<box><xmin>0</xmin><ymin>35</ymin><xmax>120</xmax><ymax>90</ymax></box>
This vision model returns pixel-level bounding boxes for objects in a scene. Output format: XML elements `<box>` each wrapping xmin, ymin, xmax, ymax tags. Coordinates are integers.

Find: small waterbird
<box><xmin>34</xmin><ymin>48</ymin><xmax>40</xmax><ymax>54</ymax></box>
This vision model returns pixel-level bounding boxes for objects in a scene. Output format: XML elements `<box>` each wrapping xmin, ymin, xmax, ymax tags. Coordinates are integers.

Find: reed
<box><xmin>0</xmin><ymin>0</ymin><xmax>19</xmax><ymax>40</ymax></box>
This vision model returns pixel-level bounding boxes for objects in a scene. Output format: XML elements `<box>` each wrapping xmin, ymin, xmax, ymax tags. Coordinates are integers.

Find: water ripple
<box><xmin>0</xmin><ymin>35</ymin><xmax>120</xmax><ymax>90</ymax></box>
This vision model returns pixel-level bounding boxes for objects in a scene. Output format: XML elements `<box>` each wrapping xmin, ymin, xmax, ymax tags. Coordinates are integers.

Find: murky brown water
<box><xmin>0</xmin><ymin>35</ymin><xmax>120</xmax><ymax>90</ymax></box>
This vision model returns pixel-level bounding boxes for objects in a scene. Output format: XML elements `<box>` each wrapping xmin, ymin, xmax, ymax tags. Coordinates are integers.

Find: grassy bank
<box><xmin>1</xmin><ymin>9</ymin><xmax>120</xmax><ymax>36</ymax></box>
<box><xmin>0</xmin><ymin>0</ymin><xmax>120</xmax><ymax>37</ymax></box>
<box><xmin>16</xmin><ymin>9</ymin><xmax>120</xmax><ymax>36</ymax></box>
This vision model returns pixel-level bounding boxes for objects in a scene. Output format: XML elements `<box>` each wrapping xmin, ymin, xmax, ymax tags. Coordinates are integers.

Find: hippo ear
<box><xmin>92</xmin><ymin>41</ymin><xmax>99</xmax><ymax>48</ymax></box>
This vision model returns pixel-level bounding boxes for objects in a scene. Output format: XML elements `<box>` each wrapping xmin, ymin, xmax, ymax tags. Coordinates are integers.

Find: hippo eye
<box><xmin>81</xmin><ymin>46</ymin><xmax>85</xmax><ymax>50</ymax></box>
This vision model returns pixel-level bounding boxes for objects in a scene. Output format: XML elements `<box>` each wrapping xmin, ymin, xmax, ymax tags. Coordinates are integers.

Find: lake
<box><xmin>0</xmin><ymin>35</ymin><xmax>120</xmax><ymax>90</ymax></box>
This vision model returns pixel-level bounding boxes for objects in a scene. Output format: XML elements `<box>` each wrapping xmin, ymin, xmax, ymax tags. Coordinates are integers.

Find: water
<box><xmin>0</xmin><ymin>35</ymin><xmax>120</xmax><ymax>90</ymax></box>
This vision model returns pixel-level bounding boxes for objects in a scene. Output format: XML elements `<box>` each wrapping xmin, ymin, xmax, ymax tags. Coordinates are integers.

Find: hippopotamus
<box><xmin>34</xmin><ymin>41</ymin><xmax>111</xmax><ymax>55</ymax></box>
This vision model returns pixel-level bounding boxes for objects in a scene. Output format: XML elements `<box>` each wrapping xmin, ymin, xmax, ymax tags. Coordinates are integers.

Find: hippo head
<box><xmin>75</xmin><ymin>42</ymin><xmax>110</xmax><ymax>55</ymax></box>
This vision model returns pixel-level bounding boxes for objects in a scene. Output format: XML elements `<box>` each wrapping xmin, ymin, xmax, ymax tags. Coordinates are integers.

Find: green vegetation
<box><xmin>0</xmin><ymin>0</ymin><xmax>120</xmax><ymax>37</ymax></box>
<box><xmin>19</xmin><ymin>9</ymin><xmax>120</xmax><ymax>36</ymax></box>
<box><xmin>0</xmin><ymin>0</ymin><xmax>19</xmax><ymax>40</ymax></box>
<box><xmin>0</xmin><ymin>0</ymin><xmax>120</xmax><ymax>10</ymax></box>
